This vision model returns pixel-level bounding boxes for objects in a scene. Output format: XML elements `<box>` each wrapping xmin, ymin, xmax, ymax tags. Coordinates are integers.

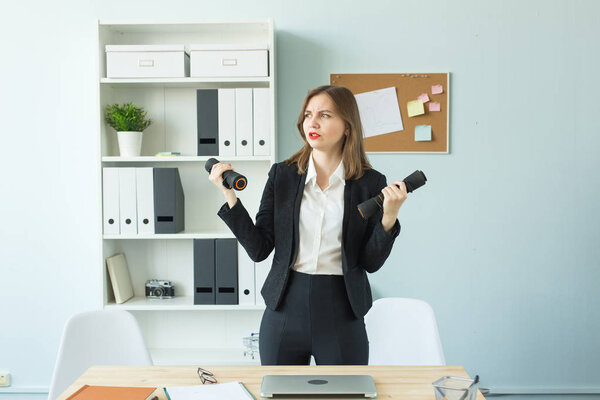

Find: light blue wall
<box><xmin>1</xmin><ymin>0</ymin><xmax>599</xmax><ymax>399</ymax></box>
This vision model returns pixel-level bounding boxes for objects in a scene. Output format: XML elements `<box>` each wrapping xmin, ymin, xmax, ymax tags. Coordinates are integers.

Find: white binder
<box><xmin>253</xmin><ymin>88</ymin><xmax>270</xmax><ymax>156</ymax></box>
<box><xmin>118</xmin><ymin>168</ymin><xmax>138</xmax><ymax>235</ymax></box>
<box><xmin>235</xmin><ymin>88</ymin><xmax>253</xmax><ymax>156</ymax></box>
<box><xmin>218</xmin><ymin>89</ymin><xmax>236</xmax><ymax>156</ymax></box>
<box><xmin>237</xmin><ymin>243</ymin><xmax>255</xmax><ymax>305</ymax></box>
<box><xmin>102</xmin><ymin>168</ymin><xmax>120</xmax><ymax>235</ymax></box>
<box><xmin>136</xmin><ymin>167</ymin><xmax>155</xmax><ymax>234</ymax></box>
<box><xmin>255</xmin><ymin>251</ymin><xmax>273</xmax><ymax>306</ymax></box>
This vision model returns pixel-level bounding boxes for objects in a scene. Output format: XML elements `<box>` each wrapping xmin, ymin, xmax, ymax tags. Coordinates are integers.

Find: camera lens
<box><xmin>153</xmin><ymin>288</ymin><xmax>164</xmax><ymax>297</ymax></box>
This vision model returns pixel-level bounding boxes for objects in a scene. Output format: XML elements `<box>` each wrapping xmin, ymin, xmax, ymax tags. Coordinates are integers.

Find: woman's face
<box><xmin>302</xmin><ymin>93</ymin><xmax>347</xmax><ymax>154</ymax></box>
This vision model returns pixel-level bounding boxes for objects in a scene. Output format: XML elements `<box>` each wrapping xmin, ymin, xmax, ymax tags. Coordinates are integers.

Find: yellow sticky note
<box><xmin>407</xmin><ymin>100</ymin><xmax>425</xmax><ymax>117</ymax></box>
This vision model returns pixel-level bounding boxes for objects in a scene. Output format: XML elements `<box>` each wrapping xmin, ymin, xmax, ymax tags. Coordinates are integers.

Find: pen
<box><xmin>458</xmin><ymin>375</ymin><xmax>479</xmax><ymax>400</ymax></box>
<box><xmin>435</xmin><ymin>386</ymin><xmax>448</xmax><ymax>400</ymax></box>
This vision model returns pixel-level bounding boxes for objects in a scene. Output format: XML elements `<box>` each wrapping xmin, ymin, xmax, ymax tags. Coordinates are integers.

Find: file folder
<box><xmin>216</xmin><ymin>238</ymin><xmax>238</xmax><ymax>305</ymax></box>
<box><xmin>102</xmin><ymin>167</ymin><xmax>120</xmax><ymax>235</ymax></box>
<box><xmin>237</xmin><ymin>243</ymin><xmax>255</xmax><ymax>305</ymax></box>
<box><xmin>253</xmin><ymin>88</ymin><xmax>271</xmax><ymax>156</ymax></box>
<box><xmin>194</xmin><ymin>239</ymin><xmax>215</xmax><ymax>305</ymax></box>
<box><xmin>118</xmin><ymin>168</ymin><xmax>138</xmax><ymax>235</ymax></box>
<box><xmin>218</xmin><ymin>89</ymin><xmax>236</xmax><ymax>157</ymax></box>
<box><xmin>235</xmin><ymin>88</ymin><xmax>253</xmax><ymax>156</ymax></box>
<box><xmin>64</xmin><ymin>385</ymin><xmax>156</xmax><ymax>400</ymax></box>
<box><xmin>255</xmin><ymin>251</ymin><xmax>273</xmax><ymax>306</ymax></box>
<box><xmin>197</xmin><ymin>89</ymin><xmax>219</xmax><ymax>156</ymax></box>
<box><xmin>153</xmin><ymin>168</ymin><xmax>185</xmax><ymax>234</ymax></box>
<box><xmin>135</xmin><ymin>168</ymin><xmax>155</xmax><ymax>234</ymax></box>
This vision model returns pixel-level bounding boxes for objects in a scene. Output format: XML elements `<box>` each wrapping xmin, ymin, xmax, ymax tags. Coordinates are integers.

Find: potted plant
<box><xmin>104</xmin><ymin>102</ymin><xmax>152</xmax><ymax>157</ymax></box>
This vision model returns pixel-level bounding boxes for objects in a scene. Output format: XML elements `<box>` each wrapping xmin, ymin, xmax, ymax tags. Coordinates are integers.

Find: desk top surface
<box><xmin>58</xmin><ymin>365</ymin><xmax>486</xmax><ymax>400</ymax></box>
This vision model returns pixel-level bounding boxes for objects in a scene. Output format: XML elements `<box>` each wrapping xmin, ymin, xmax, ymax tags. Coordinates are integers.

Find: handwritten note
<box><xmin>431</xmin><ymin>84</ymin><xmax>444</xmax><ymax>94</ymax></box>
<box><xmin>417</xmin><ymin>93</ymin><xmax>430</xmax><ymax>103</ymax></box>
<box><xmin>354</xmin><ymin>87</ymin><xmax>404</xmax><ymax>138</ymax></box>
<box><xmin>407</xmin><ymin>100</ymin><xmax>425</xmax><ymax>117</ymax></box>
<box><xmin>415</xmin><ymin>125</ymin><xmax>432</xmax><ymax>141</ymax></box>
<box><xmin>429</xmin><ymin>102</ymin><xmax>441</xmax><ymax>112</ymax></box>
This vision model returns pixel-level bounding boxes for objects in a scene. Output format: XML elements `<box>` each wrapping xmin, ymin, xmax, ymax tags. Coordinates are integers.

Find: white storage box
<box><xmin>189</xmin><ymin>44</ymin><xmax>269</xmax><ymax>78</ymax></box>
<box><xmin>106</xmin><ymin>44</ymin><xmax>190</xmax><ymax>78</ymax></box>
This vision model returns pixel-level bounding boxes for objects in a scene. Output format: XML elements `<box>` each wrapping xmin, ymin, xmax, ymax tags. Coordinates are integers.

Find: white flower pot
<box><xmin>117</xmin><ymin>131</ymin><xmax>143</xmax><ymax>157</ymax></box>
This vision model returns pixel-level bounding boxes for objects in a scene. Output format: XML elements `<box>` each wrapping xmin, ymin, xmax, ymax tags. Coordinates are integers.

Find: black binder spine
<box><xmin>153</xmin><ymin>168</ymin><xmax>185</xmax><ymax>234</ymax></box>
<box><xmin>193</xmin><ymin>239</ymin><xmax>216</xmax><ymax>305</ymax></box>
<box><xmin>215</xmin><ymin>238</ymin><xmax>238</xmax><ymax>305</ymax></box>
<box><xmin>197</xmin><ymin>89</ymin><xmax>219</xmax><ymax>156</ymax></box>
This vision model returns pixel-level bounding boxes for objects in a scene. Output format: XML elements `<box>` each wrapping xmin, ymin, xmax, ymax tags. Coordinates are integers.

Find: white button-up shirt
<box><xmin>292</xmin><ymin>154</ymin><xmax>345</xmax><ymax>275</ymax></box>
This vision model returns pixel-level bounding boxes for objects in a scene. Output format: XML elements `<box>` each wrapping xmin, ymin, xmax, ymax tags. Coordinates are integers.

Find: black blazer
<box><xmin>218</xmin><ymin>161</ymin><xmax>400</xmax><ymax>318</ymax></box>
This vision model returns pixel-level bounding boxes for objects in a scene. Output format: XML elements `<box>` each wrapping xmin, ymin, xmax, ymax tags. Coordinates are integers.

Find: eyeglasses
<box><xmin>197</xmin><ymin>367</ymin><xmax>217</xmax><ymax>384</ymax></box>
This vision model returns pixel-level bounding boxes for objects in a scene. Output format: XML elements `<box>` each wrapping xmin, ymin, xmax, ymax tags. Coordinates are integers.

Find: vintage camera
<box><xmin>145</xmin><ymin>279</ymin><xmax>175</xmax><ymax>299</ymax></box>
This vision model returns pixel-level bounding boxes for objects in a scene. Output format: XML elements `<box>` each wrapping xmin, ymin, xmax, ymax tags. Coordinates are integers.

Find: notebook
<box><xmin>164</xmin><ymin>381</ymin><xmax>254</xmax><ymax>400</ymax></box>
<box><xmin>65</xmin><ymin>385</ymin><xmax>156</xmax><ymax>400</ymax></box>
<box><xmin>106</xmin><ymin>253</ymin><xmax>134</xmax><ymax>304</ymax></box>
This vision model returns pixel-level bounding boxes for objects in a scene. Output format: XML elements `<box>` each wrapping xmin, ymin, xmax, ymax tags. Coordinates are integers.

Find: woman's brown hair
<box><xmin>285</xmin><ymin>85</ymin><xmax>372</xmax><ymax>180</ymax></box>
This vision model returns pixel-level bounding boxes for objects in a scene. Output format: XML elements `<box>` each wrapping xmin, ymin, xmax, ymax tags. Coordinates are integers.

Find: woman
<box><xmin>209</xmin><ymin>85</ymin><xmax>407</xmax><ymax>365</ymax></box>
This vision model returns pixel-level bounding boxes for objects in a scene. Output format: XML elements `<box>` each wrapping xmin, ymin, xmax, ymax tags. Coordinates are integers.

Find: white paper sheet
<box><xmin>165</xmin><ymin>381</ymin><xmax>253</xmax><ymax>400</ymax></box>
<box><xmin>354</xmin><ymin>87</ymin><xmax>404</xmax><ymax>138</ymax></box>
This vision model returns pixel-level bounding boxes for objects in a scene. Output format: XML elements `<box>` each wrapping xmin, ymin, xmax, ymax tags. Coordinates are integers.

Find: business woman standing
<box><xmin>209</xmin><ymin>85</ymin><xmax>407</xmax><ymax>365</ymax></box>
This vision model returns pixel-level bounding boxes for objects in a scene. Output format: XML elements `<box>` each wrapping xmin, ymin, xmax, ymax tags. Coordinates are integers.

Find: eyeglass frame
<box><xmin>197</xmin><ymin>367</ymin><xmax>217</xmax><ymax>384</ymax></box>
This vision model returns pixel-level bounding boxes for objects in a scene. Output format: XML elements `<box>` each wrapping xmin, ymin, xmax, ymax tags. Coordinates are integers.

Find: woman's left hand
<box><xmin>381</xmin><ymin>181</ymin><xmax>407</xmax><ymax>232</ymax></box>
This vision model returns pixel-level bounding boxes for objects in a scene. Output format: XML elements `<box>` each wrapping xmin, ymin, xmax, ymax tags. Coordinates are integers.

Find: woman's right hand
<box><xmin>208</xmin><ymin>162</ymin><xmax>234</xmax><ymax>192</ymax></box>
<box><xmin>209</xmin><ymin>162</ymin><xmax>238</xmax><ymax>209</ymax></box>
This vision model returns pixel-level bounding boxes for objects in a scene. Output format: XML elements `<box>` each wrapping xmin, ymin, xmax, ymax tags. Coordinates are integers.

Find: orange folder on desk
<box><xmin>65</xmin><ymin>385</ymin><xmax>156</xmax><ymax>400</ymax></box>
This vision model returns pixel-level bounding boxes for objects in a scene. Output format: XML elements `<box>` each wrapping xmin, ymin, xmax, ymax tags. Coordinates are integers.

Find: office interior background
<box><xmin>1</xmin><ymin>1</ymin><xmax>599</xmax><ymax>399</ymax></box>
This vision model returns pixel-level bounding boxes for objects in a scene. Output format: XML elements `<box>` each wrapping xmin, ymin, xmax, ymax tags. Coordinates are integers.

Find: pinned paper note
<box><xmin>355</xmin><ymin>87</ymin><xmax>404</xmax><ymax>138</ymax></box>
<box><xmin>429</xmin><ymin>102</ymin><xmax>441</xmax><ymax>112</ymax></box>
<box><xmin>415</xmin><ymin>125</ymin><xmax>432</xmax><ymax>141</ymax></box>
<box><xmin>417</xmin><ymin>93</ymin><xmax>430</xmax><ymax>103</ymax></box>
<box><xmin>407</xmin><ymin>100</ymin><xmax>425</xmax><ymax>117</ymax></box>
<box><xmin>431</xmin><ymin>84</ymin><xmax>444</xmax><ymax>94</ymax></box>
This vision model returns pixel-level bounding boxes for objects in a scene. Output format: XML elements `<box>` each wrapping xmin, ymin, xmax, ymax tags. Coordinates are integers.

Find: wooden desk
<box><xmin>57</xmin><ymin>365</ymin><xmax>486</xmax><ymax>400</ymax></box>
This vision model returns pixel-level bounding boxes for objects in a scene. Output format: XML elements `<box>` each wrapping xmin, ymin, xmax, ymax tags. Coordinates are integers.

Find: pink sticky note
<box><xmin>431</xmin><ymin>84</ymin><xmax>444</xmax><ymax>94</ymax></box>
<box><xmin>417</xmin><ymin>93</ymin><xmax>430</xmax><ymax>103</ymax></box>
<box><xmin>429</xmin><ymin>102</ymin><xmax>441</xmax><ymax>112</ymax></box>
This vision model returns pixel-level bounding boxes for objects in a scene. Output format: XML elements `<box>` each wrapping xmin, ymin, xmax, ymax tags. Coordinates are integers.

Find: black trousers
<box><xmin>259</xmin><ymin>270</ymin><xmax>369</xmax><ymax>365</ymax></box>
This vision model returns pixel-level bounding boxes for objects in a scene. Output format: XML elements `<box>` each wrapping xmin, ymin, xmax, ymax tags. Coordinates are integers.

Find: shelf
<box><xmin>105</xmin><ymin>296</ymin><xmax>266</xmax><ymax>311</ymax></box>
<box><xmin>102</xmin><ymin>156</ymin><xmax>273</xmax><ymax>163</ymax></box>
<box><xmin>150</xmin><ymin>347</ymin><xmax>261</xmax><ymax>366</ymax></box>
<box><xmin>103</xmin><ymin>232</ymin><xmax>235</xmax><ymax>240</ymax></box>
<box><xmin>97</xmin><ymin>20</ymin><xmax>276</xmax><ymax>363</ymax></box>
<box><xmin>100</xmin><ymin>77</ymin><xmax>271</xmax><ymax>89</ymax></box>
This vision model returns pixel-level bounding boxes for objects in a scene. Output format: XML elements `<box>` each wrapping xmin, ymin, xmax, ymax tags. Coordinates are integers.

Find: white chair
<box><xmin>365</xmin><ymin>298</ymin><xmax>445</xmax><ymax>365</ymax></box>
<box><xmin>48</xmin><ymin>310</ymin><xmax>153</xmax><ymax>400</ymax></box>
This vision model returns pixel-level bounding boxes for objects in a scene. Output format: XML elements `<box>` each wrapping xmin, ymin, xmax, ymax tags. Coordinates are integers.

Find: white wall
<box><xmin>1</xmin><ymin>1</ymin><xmax>599</xmax><ymax>399</ymax></box>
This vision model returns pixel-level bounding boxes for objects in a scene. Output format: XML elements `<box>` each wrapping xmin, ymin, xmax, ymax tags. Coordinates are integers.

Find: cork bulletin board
<box><xmin>330</xmin><ymin>73</ymin><xmax>449</xmax><ymax>153</ymax></box>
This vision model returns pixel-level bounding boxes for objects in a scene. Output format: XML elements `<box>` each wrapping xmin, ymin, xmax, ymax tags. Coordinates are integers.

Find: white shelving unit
<box><xmin>105</xmin><ymin>296</ymin><xmax>266</xmax><ymax>311</ymax></box>
<box><xmin>97</xmin><ymin>19</ymin><xmax>275</xmax><ymax>365</ymax></box>
<box><xmin>100</xmin><ymin>77</ymin><xmax>270</xmax><ymax>88</ymax></box>
<box><xmin>102</xmin><ymin>156</ymin><xmax>272</xmax><ymax>162</ymax></box>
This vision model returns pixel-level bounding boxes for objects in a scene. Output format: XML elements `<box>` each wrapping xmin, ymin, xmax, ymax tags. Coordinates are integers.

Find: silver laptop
<box><xmin>260</xmin><ymin>375</ymin><xmax>377</xmax><ymax>398</ymax></box>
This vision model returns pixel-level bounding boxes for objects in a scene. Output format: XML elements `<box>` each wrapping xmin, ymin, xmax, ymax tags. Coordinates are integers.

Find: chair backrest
<box><xmin>48</xmin><ymin>310</ymin><xmax>152</xmax><ymax>400</ymax></box>
<box><xmin>365</xmin><ymin>298</ymin><xmax>445</xmax><ymax>365</ymax></box>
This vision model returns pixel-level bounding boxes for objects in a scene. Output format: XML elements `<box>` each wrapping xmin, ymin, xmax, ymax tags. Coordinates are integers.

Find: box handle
<box><xmin>139</xmin><ymin>59</ymin><xmax>155</xmax><ymax>67</ymax></box>
<box><xmin>222</xmin><ymin>58</ymin><xmax>238</xmax><ymax>67</ymax></box>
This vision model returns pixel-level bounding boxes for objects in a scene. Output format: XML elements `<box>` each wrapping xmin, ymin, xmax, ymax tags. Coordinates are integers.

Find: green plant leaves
<box><xmin>104</xmin><ymin>102</ymin><xmax>152</xmax><ymax>132</ymax></box>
